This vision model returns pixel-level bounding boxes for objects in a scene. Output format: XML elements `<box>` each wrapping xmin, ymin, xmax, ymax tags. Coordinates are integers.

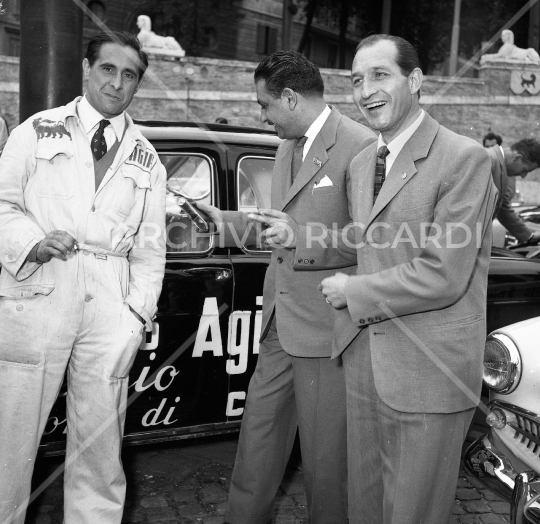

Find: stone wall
<box><xmin>2</xmin><ymin>52</ymin><xmax>540</xmax><ymax>147</ymax></box>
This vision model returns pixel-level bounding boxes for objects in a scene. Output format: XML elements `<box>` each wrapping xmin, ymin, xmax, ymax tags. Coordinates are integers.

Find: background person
<box><xmin>317</xmin><ymin>34</ymin><xmax>496</xmax><ymax>524</ymax></box>
<box><xmin>199</xmin><ymin>50</ymin><xmax>375</xmax><ymax>524</ymax></box>
<box><xmin>489</xmin><ymin>138</ymin><xmax>540</xmax><ymax>243</ymax></box>
<box><xmin>0</xmin><ymin>31</ymin><xmax>166</xmax><ymax>524</ymax></box>
<box><xmin>483</xmin><ymin>131</ymin><xmax>502</xmax><ymax>148</ymax></box>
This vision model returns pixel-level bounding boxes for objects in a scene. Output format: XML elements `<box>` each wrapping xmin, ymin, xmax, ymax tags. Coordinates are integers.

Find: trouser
<box><xmin>225</xmin><ymin>318</ymin><xmax>348</xmax><ymax>524</ymax></box>
<box><xmin>343</xmin><ymin>330</ymin><xmax>475</xmax><ymax>524</ymax></box>
<box><xmin>0</xmin><ymin>251</ymin><xmax>143</xmax><ymax>524</ymax></box>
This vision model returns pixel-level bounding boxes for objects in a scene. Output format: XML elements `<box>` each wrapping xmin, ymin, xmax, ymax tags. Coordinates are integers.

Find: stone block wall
<box><xmin>2</xmin><ymin>52</ymin><xmax>540</xmax><ymax>147</ymax></box>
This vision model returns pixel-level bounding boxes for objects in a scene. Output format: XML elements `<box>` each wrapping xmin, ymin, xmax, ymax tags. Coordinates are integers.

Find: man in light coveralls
<box><xmin>0</xmin><ymin>32</ymin><xmax>166</xmax><ymax>523</ymax></box>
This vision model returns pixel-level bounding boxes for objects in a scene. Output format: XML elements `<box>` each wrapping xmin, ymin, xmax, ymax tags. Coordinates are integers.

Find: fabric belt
<box><xmin>76</xmin><ymin>243</ymin><xmax>128</xmax><ymax>260</ymax></box>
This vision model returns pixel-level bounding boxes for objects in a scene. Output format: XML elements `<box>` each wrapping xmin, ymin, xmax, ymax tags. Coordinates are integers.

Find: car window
<box><xmin>237</xmin><ymin>156</ymin><xmax>273</xmax><ymax>253</ymax></box>
<box><xmin>162</xmin><ymin>153</ymin><xmax>214</xmax><ymax>254</ymax></box>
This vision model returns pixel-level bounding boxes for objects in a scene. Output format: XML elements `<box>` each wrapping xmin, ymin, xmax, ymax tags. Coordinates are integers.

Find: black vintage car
<box><xmin>38</xmin><ymin>123</ymin><xmax>540</xmax><ymax>454</ymax></box>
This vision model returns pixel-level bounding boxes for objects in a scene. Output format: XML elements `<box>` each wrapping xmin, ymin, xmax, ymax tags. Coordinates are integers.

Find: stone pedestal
<box><xmin>479</xmin><ymin>60</ymin><xmax>540</xmax><ymax>96</ymax></box>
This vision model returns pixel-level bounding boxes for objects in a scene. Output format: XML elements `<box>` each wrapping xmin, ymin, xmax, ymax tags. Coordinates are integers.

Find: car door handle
<box><xmin>182</xmin><ymin>267</ymin><xmax>232</xmax><ymax>282</ymax></box>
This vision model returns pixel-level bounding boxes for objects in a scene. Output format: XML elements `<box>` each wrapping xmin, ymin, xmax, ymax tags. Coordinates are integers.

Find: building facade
<box><xmin>0</xmin><ymin>0</ymin><xmax>361</xmax><ymax>69</ymax></box>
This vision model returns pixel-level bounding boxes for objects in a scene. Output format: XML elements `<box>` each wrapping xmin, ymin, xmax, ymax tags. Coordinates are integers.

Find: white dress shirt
<box><xmin>77</xmin><ymin>95</ymin><xmax>125</xmax><ymax>150</ymax></box>
<box><xmin>377</xmin><ymin>109</ymin><xmax>425</xmax><ymax>176</ymax></box>
<box><xmin>302</xmin><ymin>105</ymin><xmax>332</xmax><ymax>161</ymax></box>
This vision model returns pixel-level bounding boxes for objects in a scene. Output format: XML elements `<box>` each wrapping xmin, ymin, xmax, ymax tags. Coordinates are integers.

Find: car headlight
<box><xmin>483</xmin><ymin>333</ymin><xmax>522</xmax><ymax>394</ymax></box>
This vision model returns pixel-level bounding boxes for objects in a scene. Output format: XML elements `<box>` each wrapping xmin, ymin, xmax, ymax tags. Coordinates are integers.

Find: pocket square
<box><xmin>313</xmin><ymin>175</ymin><xmax>333</xmax><ymax>189</ymax></box>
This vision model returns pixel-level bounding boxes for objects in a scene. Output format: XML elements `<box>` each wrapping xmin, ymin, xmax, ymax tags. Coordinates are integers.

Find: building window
<box><xmin>86</xmin><ymin>1</ymin><xmax>106</xmax><ymax>22</ymax></box>
<box><xmin>256</xmin><ymin>24</ymin><xmax>277</xmax><ymax>55</ymax></box>
<box><xmin>204</xmin><ymin>27</ymin><xmax>219</xmax><ymax>51</ymax></box>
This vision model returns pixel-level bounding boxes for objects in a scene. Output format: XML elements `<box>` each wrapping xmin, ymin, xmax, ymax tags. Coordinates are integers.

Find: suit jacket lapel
<box><xmin>282</xmin><ymin>107</ymin><xmax>340</xmax><ymax>210</ymax></box>
<box><xmin>353</xmin><ymin>145</ymin><xmax>377</xmax><ymax>228</ymax></box>
<box><xmin>274</xmin><ymin>140</ymin><xmax>295</xmax><ymax>207</ymax></box>
<box><xmin>366</xmin><ymin>112</ymin><xmax>440</xmax><ymax>228</ymax></box>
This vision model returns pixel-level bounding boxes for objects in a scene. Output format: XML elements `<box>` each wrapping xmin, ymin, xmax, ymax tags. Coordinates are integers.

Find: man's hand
<box><xmin>248</xmin><ymin>209</ymin><xmax>298</xmax><ymax>248</ymax></box>
<box><xmin>318</xmin><ymin>272</ymin><xmax>350</xmax><ymax>309</ymax></box>
<box><xmin>35</xmin><ymin>230</ymin><xmax>78</xmax><ymax>263</ymax></box>
<box><xmin>195</xmin><ymin>202</ymin><xmax>224</xmax><ymax>232</ymax></box>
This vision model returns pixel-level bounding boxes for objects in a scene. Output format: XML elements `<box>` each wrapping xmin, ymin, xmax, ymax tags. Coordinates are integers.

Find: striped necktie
<box><xmin>374</xmin><ymin>145</ymin><xmax>389</xmax><ymax>203</ymax></box>
<box><xmin>92</xmin><ymin>119</ymin><xmax>110</xmax><ymax>161</ymax></box>
<box><xmin>291</xmin><ymin>136</ymin><xmax>308</xmax><ymax>182</ymax></box>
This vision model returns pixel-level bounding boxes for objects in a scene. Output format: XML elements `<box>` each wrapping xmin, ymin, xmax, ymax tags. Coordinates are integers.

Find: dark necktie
<box><xmin>373</xmin><ymin>145</ymin><xmax>389</xmax><ymax>203</ymax></box>
<box><xmin>92</xmin><ymin>119</ymin><xmax>110</xmax><ymax>161</ymax></box>
<box><xmin>291</xmin><ymin>136</ymin><xmax>308</xmax><ymax>182</ymax></box>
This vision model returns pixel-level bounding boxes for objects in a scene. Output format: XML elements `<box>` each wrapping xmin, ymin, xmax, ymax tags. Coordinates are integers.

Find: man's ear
<box><xmin>409</xmin><ymin>67</ymin><xmax>423</xmax><ymax>95</ymax></box>
<box><xmin>281</xmin><ymin>88</ymin><xmax>298</xmax><ymax>110</ymax></box>
<box><xmin>82</xmin><ymin>58</ymin><xmax>90</xmax><ymax>80</ymax></box>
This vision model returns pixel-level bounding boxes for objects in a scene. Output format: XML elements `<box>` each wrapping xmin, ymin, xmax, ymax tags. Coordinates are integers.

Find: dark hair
<box><xmin>254</xmin><ymin>51</ymin><xmax>324</xmax><ymax>99</ymax></box>
<box><xmin>482</xmin><ymin>132</ymin><xmax>503</xmax><ymax>146</ymax></box>
<box><xmin>356</xmin><ymin>34</ymin><xmax>421</xmax><ymax>76</ymax></box>
<box><xmin>511</xmin><ymin>138</ymin><xmax>540</xmax><ymax>166</ymax></box>
<box><xmin>86</xmin><ymin>31</ymin><xmax>149</xmax><ymax>80</ymax></box>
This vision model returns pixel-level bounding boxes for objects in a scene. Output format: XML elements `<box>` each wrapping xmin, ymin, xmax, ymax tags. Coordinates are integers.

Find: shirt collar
<box><xmin>377</xmin><ymin>109</ymin><xmax>425</xmax><ymax>155</ymax></box>
<box><xmin>78</xmin><ymin>95</ymin><xmax>126</xmax><ymax>141</ymax></box>
<box><xmin>304</xmin><ymin>105</ymin><xmax>331</xmax><ymax>141</ymax></box>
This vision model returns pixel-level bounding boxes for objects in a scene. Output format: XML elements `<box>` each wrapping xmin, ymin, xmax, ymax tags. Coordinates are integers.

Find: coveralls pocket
<box><xmin>34</xmin><ymin>144</ymin><xmax>75</xmax><ymax>200</ymax></box>
<box><xmin>115</xmin><ymin>166</ymin><xmax>151</xmax><ymax>220</ymax></box>
<box><xmin>0</xmin><ymin>284</ymin><xmax>54</xmax><ymax>366</ymax></box>
<box><xmin>106</xmin><ymin>304</ymin><xmax>145</xmax><ymax>380</ymax></box>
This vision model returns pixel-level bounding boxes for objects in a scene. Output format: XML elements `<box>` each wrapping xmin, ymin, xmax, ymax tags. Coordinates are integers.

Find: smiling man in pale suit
<box><xmin>316</xmin><ymin>35</ymin><xmax>497</xmax><ymax>524</ymax></box>
<box><xmin>199</xmin><ymin>51</ymin><xmax>375</xmax><ymax>524</ymax></box>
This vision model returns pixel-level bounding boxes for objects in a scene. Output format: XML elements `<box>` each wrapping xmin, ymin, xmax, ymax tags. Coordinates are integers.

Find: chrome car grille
<box><xmin>492</xmin><ymin>401</ymin><xmax>540</xmax><ymax>456</ymax></box>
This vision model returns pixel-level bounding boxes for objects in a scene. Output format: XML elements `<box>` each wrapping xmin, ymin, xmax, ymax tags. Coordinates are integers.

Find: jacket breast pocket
<box><xmin>115</xmin><ymin>165</ymin><xmax>152</xmax><ymax>219</ymax></box>
<box><xmin>312</xmin><ymin>184</ymin><xmax>340</xmax><ymax>197</ymax></box>
<box><xmin>34</xmin><ymin>144</ymin><xmax>74</xmax><ymax>199</ymax></box>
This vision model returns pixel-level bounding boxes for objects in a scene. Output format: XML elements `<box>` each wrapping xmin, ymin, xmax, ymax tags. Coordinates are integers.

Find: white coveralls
<box><xmin>0</xmin><ymin>97</ymin><xmax>166</xmax><ymax>524</ymax></box>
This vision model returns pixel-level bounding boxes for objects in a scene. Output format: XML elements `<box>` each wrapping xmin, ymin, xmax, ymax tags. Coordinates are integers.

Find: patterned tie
<box><xmin>291</xmin><ymin>136</ymin><xmax>309</xmax><ymax>182</ymax></box>
<box><xmin>373</xmin><ymin>145</ymin><xmax>389</xmax><ymax>203</ymax></box>
<box><xmin>92</xmin><ymin>119</ymin><xmax>110</xmax><ymax>161</ymax></box>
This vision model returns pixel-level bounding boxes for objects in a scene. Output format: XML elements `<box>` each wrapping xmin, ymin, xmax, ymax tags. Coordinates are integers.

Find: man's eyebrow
<box><xmin>123</xmin><ymin>66</ymin><xmax>138</xmax><ymax>76</ymax></box>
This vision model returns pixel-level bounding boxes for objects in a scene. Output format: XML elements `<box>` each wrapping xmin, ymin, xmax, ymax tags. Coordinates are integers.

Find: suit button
<box><xmin>368</xmin><ymin>317</ymin><xmax>374</xmax><ymax>322</ymax></box>
<box><xmin>359</xmin><ymin>319</ymin><xmax>365</xmax><ymax>324</ymax></box>
<box><xmin>310</xmin><ymin>259</ymin><xmax>314</xmax><ymax>264</ymax></box>
<box><xmin>298</xmin><ymin>259</ymin><xmax>303</xmax><ymax>263</ymax></box>
<box><xmin>16</xmin><ymin>304</ymin><xmax>23</xmax><ymax>311</ymax></box>
<box><xmin>49</xmin><ymin>159</ymin><xmax>54</xmax><ymax>165</ymax></box>
<box><xmin>277</xmin><ymin>257</ymin><xmax>283</xmax><ymax>263</ymax></box>
<box><xmin>91</xmin><ymin>206</ymin><xmax>95</xmax><ymax>212</ymax></box>
<box><xmin>85</xmin><ymin>294</ymin><xmax>93</xmax><ymax>302</ymax></box>
<box><xmin>304</xmin><ymin>259</ymin><xmax>309</xmax><ymax>264</ymax></box>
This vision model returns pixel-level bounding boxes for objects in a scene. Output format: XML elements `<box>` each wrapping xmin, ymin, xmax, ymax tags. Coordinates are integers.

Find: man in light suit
<box><xmin>317</xmin><ymin>35</ymin><xmax>497</xmax><ymax>524</ymax></box>
<box><xmin>199</xmin><ymin>51</ymin><xmax>375</xmax><ymax>524</ymax></box>
<box><xmin>489</xmin><ymin>139</ymin><xmax>540</xmax><ymax>240</ymax></box>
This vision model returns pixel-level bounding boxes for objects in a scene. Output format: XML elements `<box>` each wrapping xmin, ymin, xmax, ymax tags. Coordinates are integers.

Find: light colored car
<box><xmin>464</xmin><ymin>316</ymin><xmax>540</xmax><ymax>523</ymax></box>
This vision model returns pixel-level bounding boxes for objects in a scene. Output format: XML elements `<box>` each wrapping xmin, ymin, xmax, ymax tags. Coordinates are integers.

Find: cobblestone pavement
<box><xmin>26</xmin><ymin>434</ymin><xmax>511</xmax><ymax>524</ymax></box>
